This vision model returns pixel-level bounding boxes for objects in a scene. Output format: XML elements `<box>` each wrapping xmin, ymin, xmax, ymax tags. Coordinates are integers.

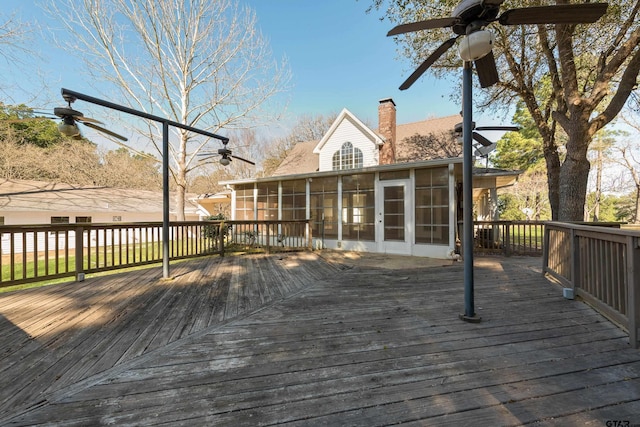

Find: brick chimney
<box><xmin>378</xmin><ymin>98</ymin><xmax>396</xmax><ymax>165</ymax></box>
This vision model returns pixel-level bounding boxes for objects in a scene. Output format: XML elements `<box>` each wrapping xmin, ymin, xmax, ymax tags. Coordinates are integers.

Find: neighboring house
<box><xmin>0</xmin><ymin>179</ymin><xmax>202</xmax><ymax>225</ymax></box>
<box><xmin>220</xmin><ymin>98</ymin><xmax>520</xmax><ymax>259</ymax></box>
<box><xmin>0</xmin><ymin>179</ymin><xmax>205</xmax><ymax>255</ymax></box>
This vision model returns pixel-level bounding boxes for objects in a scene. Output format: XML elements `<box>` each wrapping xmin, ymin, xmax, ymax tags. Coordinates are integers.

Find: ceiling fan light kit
<box><xmin>57</xmin><ymin>118</ymin><xmax>80</xmax><ymax>137</ymax></box>
<box><xmin>458</xmin><ymin>30</ymin><xmax>494</xmax><ymax>62</ymax></box>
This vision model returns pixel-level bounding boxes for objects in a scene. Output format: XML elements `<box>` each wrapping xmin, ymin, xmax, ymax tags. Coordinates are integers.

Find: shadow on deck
<box><xmin>1</xmin><ymin>252</ymin><xmax>639</xmax><ymax>426</ymax></box>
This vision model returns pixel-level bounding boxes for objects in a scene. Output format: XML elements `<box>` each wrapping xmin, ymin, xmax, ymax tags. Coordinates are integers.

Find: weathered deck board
<box><xmin>2</xmin><ymin>253</ymin><xmax>640</xmax><ymax>426</ymax></box>
<box><xmin>0</xmin><ymin>252</ymin><xmax>339</xmax><ymax>422</ymax></box>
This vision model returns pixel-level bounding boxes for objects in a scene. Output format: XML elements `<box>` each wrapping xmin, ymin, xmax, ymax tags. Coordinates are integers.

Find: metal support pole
<box><xmin>60</xmin><ymin>88</ymin><xmax>229</xmax><ymax>281</ymax></box>
<box><xmin>460</xmin><ymin>62</ymin><xmax>481</xmax><ymax>323</ymax></box>
<box><xmin>162</xmin><ymin>121</ymin><xmax>170</xmax><ymax>279</ymax></box>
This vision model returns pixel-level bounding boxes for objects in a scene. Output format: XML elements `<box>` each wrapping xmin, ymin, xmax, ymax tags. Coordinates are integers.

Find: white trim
<box><xmin>312</xmin><ymin>108</ymin><xmax>384</xmax><ymax>154</ymax></box>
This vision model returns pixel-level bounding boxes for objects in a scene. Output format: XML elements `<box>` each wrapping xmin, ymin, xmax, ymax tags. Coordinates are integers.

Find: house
<box><xmin>0</xmin><ymin>179</ymin><xmax>207</xmax><ymax>256</ymax></box>
<box><xmin>221</xmin><ymin>98</ymin><xmax>520</xmax><ymax>259</ymax></box>
<box><xmin>0</xmin><ymin>179</ymin><xmax>202</xmax><ymax>225</ymax></box>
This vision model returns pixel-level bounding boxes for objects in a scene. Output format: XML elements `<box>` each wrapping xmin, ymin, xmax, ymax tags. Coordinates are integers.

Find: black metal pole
<box><xmin>460</xmin><ymin>62</ymin><xmax>481</xmax><ymax>323</ymax></box>
<box><xmin>61</xmin><ymin>88</ymin><xmax>229</xmax><ymax>280</ymax></box>
<box><xmin>162</xmin><ymin>121</ymin><xmax>170</xmax><ymax>279</ymax></box>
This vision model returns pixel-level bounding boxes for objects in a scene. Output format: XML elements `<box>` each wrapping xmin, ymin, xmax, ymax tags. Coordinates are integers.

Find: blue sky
<box><xmin>243</xmin><ymin>0</ymin><xmax>461</xmax><ymax>126</ymax></box>
<box><xmin>1</xmin><ymin>0</ymin><xmax>507</xmax><ymax>145</ymax></box>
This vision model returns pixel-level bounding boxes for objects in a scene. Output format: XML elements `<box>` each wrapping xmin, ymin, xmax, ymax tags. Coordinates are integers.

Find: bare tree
<box><xmin>261</xmin><ymin>113</ymin><xmax>337</xmax><ymax>176</ymax></box>
<box><xmin>614</xmin><ymin>112</ymin><xmax>640</xmax><ymax>223</ymax></box>
<box><xmin>0</xmin><ymin>13</ymin><xmax>30</xmax><ymax>62</ymax></box>
<box><xmin>47</xmin><ymin>0</ymin><xmax>291</xmax><ymax>219</ymax></box>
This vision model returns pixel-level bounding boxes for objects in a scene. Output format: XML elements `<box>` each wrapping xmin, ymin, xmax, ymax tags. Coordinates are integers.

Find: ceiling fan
<box><xmin>54</xmin><ymin>93</ymin><xmax>128</xmax><ymax>141</ymax></box>
<box><xmin>388</xmin><ymin>0</ymin><xmax>609</xmax><ymax>89</ymax></box>
<box><xmin>198</xmin><ymin>139</ymin><xmax>255</xmax><ymax>166</ymax></box>
<box><xmin>454</xmin><ymin>120</ymin><xmax>519</xmax><ymax>151</ymax></box>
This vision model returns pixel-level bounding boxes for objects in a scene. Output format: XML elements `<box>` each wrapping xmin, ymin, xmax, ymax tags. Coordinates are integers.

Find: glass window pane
<box><xmin>415</xmin><ymin>169</ymin><xmax>432</xmax><ymax>187</ymax></box>
<box><xmin>432</xmin><ymin>226</ymin><xmax>449</xmax><ymax>244</ymax></box>
<box><xmin>415</xmin><ymin>188</ymin><xmax>432</xmax><ymax>206</ymax></box>
<box><xmin>432</xmin><ymin>167</ymin><xmax>448</xmax><ymax>186</ymax></box>
<box><xmin>415</xmin><ymin>208</ymin><xmax>432</xmax><ymax>225</ymax></box>
<box><xmin>415</xmin><ymin>225</ymin><xmax>431</xmax><ymax>243</ymax></box>
<box><xmin>433</xmin><ymin>206</ymin><xmax>449</xmax><ymax>224</ymax></box>
<box><xmin>384</xmin><ymin>214</ymin><xmax>403</xmax><ymax>227</ymax></box>
<box><xmin>431</xmin><ymin>188</ymin><xmax>449</xmax><ymax>206</ymax></box>
<box><xmin>384</xmin><ymin>226</ymin><xmax>404</xmax><ymax>241</ymax></box>
<box><xmin>384</xmin><ymin>185</ymin><xmax>403</xmax><ymax>200</ymax></box>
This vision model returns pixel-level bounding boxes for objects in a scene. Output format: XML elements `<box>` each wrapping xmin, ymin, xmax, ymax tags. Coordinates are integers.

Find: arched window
<box><xmin>332</xmin><ymin>142</ymin><xmax>363</xmax><ymax>171</ymax></box>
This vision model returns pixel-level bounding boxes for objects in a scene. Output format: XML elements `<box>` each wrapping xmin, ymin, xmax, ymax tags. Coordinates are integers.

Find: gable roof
<box><xmin>312</xmin><ymin>108</ymin><xmax>384</xmax><ymax>154</ymax></box>
<box><xmin>271</xmin><ymin>114</ymin><xmax>462</xmax><ymax>176</ymax></box>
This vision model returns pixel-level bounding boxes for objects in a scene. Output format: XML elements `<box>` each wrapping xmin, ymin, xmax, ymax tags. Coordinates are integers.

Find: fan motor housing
<box><xmin>53</xmin><ymin>107</ymin><xmax>83</xmax><ymax>119</ymax></box>
<box><xmin>452</xmin><ymin>0</ymin><xmax>500</xmax><ymax>33</ymax></box>
<box><xmin>458</xmin><ymin>30</ymin><xmax>495</xmax><ymax>61</ymax></box>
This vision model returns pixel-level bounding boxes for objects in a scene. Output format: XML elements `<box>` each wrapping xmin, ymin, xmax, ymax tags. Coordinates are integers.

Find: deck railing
<box><xmin>0</xmin><ymin>220</ymin><xmax>311</xmax><ymax>288</ymax></box>
<box><xmin>543</xmin><ymin>222</ymin><xmax>640</xmax><ymax>349</ymax></box>
<box><xmin>472</xmin><ymin>221</ymin><xmax>545</xmax><ymax>256</ymax></box>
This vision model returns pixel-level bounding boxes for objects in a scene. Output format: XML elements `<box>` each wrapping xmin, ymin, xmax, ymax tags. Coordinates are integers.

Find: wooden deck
<box><xmin>1</xmin><ymin>252</ymin><xmax>639</xmax><ymax>426</ymax></box>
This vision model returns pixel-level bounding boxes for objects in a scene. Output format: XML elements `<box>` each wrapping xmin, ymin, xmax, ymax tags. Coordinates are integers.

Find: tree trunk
<box><xmin>593</xmin><ymin>149</ymin><xmax>603</xmax><ymax>221</ymax></box>
<box><xmin>635</xmin><ymin>185</ymin><xmax>640</xmax><ymax>224</ymax></box>
<box><xmin>558</xmin><ymin>132</ymin><xmax>591</xmax><ymax>221</ymax></box>
<box><xmin>544</xmin><ymin>150</ymin><xmax>561</xmax><ymax>221</ymax></box>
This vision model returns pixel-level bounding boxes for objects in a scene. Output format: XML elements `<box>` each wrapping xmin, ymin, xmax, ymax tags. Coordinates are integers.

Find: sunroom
<box><xmin>221</xmin><ymin>158</ymin><xmax>465</xmax><ymax>259</ymax></box>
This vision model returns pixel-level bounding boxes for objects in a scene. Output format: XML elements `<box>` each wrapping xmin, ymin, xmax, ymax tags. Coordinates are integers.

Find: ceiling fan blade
<box><xmin>472</xmin><ymin>131</ymin><xmax>494</xmax><ymax>147</ymax></box>
<box><xmin>499</xmin><ymin>3</ymin><xmax>608</xmax><ymax>26</ymax></box>
<box><xmin>387</xmin><ymin>17</ymin><xmax>458</xmax><ymax>36</ymax></box>
<box><xmin>231</xmin><ymin>155</ymin><xmax>256</xmax><ymax>166</ymax></box>
<box><xmin>474</xmin><ymin>51</ymin><xmax>500</xmax><ymax>88</ymax></box>
<box><xmin>475</xmin><ymin>125</ymin><xmax>520</xmax><ymax>132</ymax></box>
<box><xmin>475</xmin><ymin>143</ymin><xmax>497</xmax><ymax>157</ymax></box>
<box><xmin>82</xmin><ymin>122</ymin><xmax>128</xmax><ymax>141</ymax></box>
<box><xmin>74</xmin><ymin>115</ymin><xmax>104</xmax><ymax>125</ymax></box>
<box><xmin>400</xmin><ymin>37</ymin><xmax>459</xmax><ymax>90</ymax></box>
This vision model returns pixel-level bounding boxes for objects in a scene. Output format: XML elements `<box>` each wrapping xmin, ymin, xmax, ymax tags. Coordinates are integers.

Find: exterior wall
<box><xmin>317</xmin><ymin>116</ymin><xmax>380</xmax><ymax>172</ymax></box>
<box><xmin>0</xmin><ymin>211</ymin><xmax>182</xmax><ymax>225</ymax></box>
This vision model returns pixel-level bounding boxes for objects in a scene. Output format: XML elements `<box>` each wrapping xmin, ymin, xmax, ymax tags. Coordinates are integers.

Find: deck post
<box><xmin>218</xmin><ymin>223</ymin><xmax>225</xmax><ymax>257</ymax></box>
<box><xmin>266</xmin><ymin>222</ymin><xmax>271</xmax><ymax>254</ymax></box>
<box><xmin>542</xmin><ymin>222</ymin><xmax>550</xmax><ymax>274</ymax></box>
<box><xmin>626</xmin><ymin>235</ymin><xmax>640</xmax><ymax>348</ymax></box>
<box><xmin>75</xmin><ymin>226</ymin><xmax>85</xmax><ymax>281</ymax></box>
<box><xmin>570</xmin><ymin>227</ymin><xmax>579</xmax><ymax>290</ymax></box>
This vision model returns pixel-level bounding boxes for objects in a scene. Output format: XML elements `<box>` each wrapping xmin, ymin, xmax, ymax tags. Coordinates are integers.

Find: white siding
<box><xmin>318</xmin><ymin>117</ymin><xmax>379</xmax><ymax>172</ymax></box>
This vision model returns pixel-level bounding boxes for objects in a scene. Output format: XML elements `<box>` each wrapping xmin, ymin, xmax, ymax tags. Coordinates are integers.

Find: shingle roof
<box><xmin>0</xmin><ymin>179</ymin><xmax>198</xmax><ymax>214</ymax></box>
<box><xmin>271</xmin><ymin>140</ymin><xmax>319</xmax><ymax>176</ymax></box>
<box><xmin>395</xmin><ymin>115</ymin><xmax>461</xmax><ymax>162</ymax></box>
<box><xmin>270</xmin><ymin>114</ymin><xmax>462</xmax><ymax>176</ymax></box>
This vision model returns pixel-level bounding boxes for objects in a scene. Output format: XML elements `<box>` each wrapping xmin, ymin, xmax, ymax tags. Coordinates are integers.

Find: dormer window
<box><xmin>332</xmin><ymin>142</ymin><xmax>363</xmax><ymax>171</ymax></box>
